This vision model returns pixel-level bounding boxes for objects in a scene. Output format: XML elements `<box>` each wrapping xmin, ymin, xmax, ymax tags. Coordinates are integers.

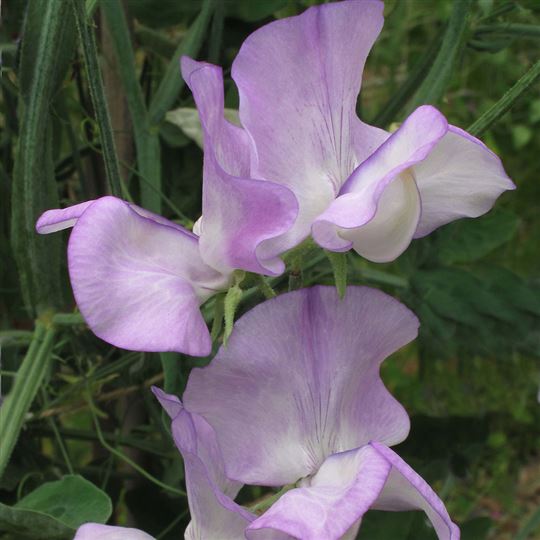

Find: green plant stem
<box><xmin>148</xmin><ymin>0</ymin><xmax>215</xmax><ymax>125</ymax></box>
<box><xmin>86</xmin><ymin>388</ymin><xmax>187</xmax><ymax>497</ymax></box>
<box><xmin>408</xmin><ymin>0</ymin><xmax>472</xmax><ymax>110</ymax></box>
<box><xmin>0</xmin><ymin>321</ymin><xmax>57</xmax><ymax>479</ymax></box>
<box><xmin>72</xmin><ymin>0</ymin><xmax>122</xmax><ymax>197</ymax></box>
<box><xmin>256</xmin><ymin>275</ymin><xmax>277</xmax><ymax>300</ymax></box>
<box><xmin>475</xmin><ymin>23</ymin><xmax>540</xmax><ymax>39</ymax></box>
<box><xmin>101</xmin><ymin>0</ymin><xmax>162</xmax><ymax>213</ymax></box>
<box><xmin>468</xmin><ymin>60</ymin><xmax>540</xmax><ymax>137</ymax></box>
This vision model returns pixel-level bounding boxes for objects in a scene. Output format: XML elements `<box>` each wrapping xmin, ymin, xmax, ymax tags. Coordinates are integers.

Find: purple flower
<box><xmin>36</xmin><ymin>74</ymin><xmax>297</xmax><ymax>357</ymax></box>
<box><xmin>152</xmin><ymin>286</ymin><xmax>459</xmax><ymax>539</ymax></box>
<box><xmin>187</xmin><ymin>0</ymin><xmax>514</xmax><ymax>262</ymax></box>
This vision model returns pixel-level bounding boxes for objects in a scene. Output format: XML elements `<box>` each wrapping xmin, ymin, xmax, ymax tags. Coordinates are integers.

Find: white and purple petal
<box><xmin>232</xmin><ymin>0</ymin><xmax>388</xmax><ymax>252</ymax></box>
<box><xmin>36</xmin><ymin>200</ymin><xmax>95</xmax><ymax>234</ymax></box>
<box><xmin>412</xmin><ymin>125</ymin><xmax>516</xmax><ymax>238</ymax></box>
<box><xmin>184</xmin><ymin>286</ymin><xmax>417</xmax><ymax>486</ymax></box>
<box><xmin>152</xmin><ymin>388</ymin><xmax>292</xmax><ymax>540</ymax></box>
<box><xmin>246</xmin><ymin>445</ymin><xmax>390</xmax><ymax>540</ymax></box>
<box><xmin>65</xmin><ymin>197</ymin><xmax>228</xmax><ymax>355</ymax></box>
<box><xmin>247</xmin><ymin>443</ymin><xmax>459</xmax><ymax>540</ymax></box>
<box><xmin>182</xmin><ymin>57</ymin><xmax>298</xmax><ymax>276</ymax></box>
<box><xmin>369</xmin><ymin>442</ymin><xmax>460</xmax><ymax>540</ymax></box>
<box><xmin>312</xmin><ymin>105</ymin><xmax>448</xmax><ymax>261</ymax></box>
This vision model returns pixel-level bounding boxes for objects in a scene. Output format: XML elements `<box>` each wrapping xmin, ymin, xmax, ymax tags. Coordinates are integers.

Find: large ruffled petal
<box><xmin>232</xmin><ymin>0</ymin><xmax>387</xmax><ymax>251</ymax></box>
<box><xmin>66</xmin><ymin>197</ymin><xmax>228</xmax><ymax>355</ymax></box>
<box><xmin>184</xmin><ymin>286</ymin><xmax>418</xmax><ymax>486</ymax></box>
<box><xmin>74</xmin><ymin>524</ymin><xmax>154</xmax><ymax>539</ymax></box>
<box><xmin>369</xmin><ymin>442</ymin><xmax>460</xmax><ymax>540</ymax></box>
<box><xmin>412</xmin><ymin>125</ymin><xmax>516</xmax><ymax>238</ymax></box>
<box><xmin>312</xmin><ymin>106</ymin><xmax>448</xmax><ymax>261</ymax></box>
<box><xmin>247</xmin><ymin>443</ymin><xmax>459</xmax><ymax>540</ymax></box>
<box><xmin>181</xmin><ymin>58</ymin><xmax>298</xmax><ymax>276</ymax></box>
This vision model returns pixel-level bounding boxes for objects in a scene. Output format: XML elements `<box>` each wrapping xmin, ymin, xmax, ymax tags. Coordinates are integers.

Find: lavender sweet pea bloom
<box><xmin>188</xmin><ymin>0</ymin><xmax>514</xmax><ymax>263</ymax></box>
<box><xmin>75</xmin><ymin>287</ymin><xmax>459</xmax><ymax>539</ymax></box>
<box><xmin>36</xmin><ymin>68</ymin><xmax>297</xmax><ymax>357</ymax></box>
<box><xmin>147</xmin><ymin>287</ymin><xmax>458</xmax><ymax>539</ymax></box>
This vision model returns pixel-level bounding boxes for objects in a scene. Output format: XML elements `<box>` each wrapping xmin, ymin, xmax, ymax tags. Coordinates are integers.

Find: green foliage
<box><xmin>11</xmin><ymin>0</ymin><xmax>75</xmax><ymax>315</ymax></box>
<box><xmin>0</xmin><ymin>475</ymin><xmax>111</xmax><ymax>539</ymax></box>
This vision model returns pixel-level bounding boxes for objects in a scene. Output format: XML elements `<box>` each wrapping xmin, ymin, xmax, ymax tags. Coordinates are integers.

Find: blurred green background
<box><xmin>0</xmin><ymin>0</ymin><xmax>539</xmax><ymax>539</ymax></box>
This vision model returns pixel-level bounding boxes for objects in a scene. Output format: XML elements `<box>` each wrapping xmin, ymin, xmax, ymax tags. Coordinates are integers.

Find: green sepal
<box><xmin>326</xmin><ymin>250</ymin><xmax>348</xmax><ymax>299</ymax></box>
<box><xmin>223</xmin><ymin>271</ymin><xmax>245</xmax><ymax>346</ymax></box>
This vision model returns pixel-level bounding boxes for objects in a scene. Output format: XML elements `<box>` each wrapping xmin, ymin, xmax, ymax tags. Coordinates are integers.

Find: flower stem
<box><xmin>0</xmin><ymin>320</ymin><xmax>57</xmax><ymax>479</ymax></box>
<box><xmin>468</xmin><ymin>59</ymin><xmax>540</xmax><ymax>137</ymax></box>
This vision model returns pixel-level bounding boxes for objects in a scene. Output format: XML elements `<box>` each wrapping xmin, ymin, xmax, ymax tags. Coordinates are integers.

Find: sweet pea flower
<box><xmin>73</xmin><ymin>287</ymin><xmax>459</xmax><ymax>539</ymax></box>
<box><xmin>35</xmin><ymin>55</ymin><xmax>297</xmax><ymax>356</ymax></box>
<box><xmin>188</xmin><ymin>0</ymin><xmax>514</xmax><ymax>262</ymax></box>
<box><xmin>181</xmin><ymin>286</ymin><xmax>459</xmax><ymax>539</ymax></box>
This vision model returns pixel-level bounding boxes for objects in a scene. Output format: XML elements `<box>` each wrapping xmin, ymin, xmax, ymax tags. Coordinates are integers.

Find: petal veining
<box><xmin>232</xmin><ymin>0</ymin><xmax>387</xmax><ymax>251</ymax></box>
<box><xmin>184</xmin><ymin>286</ymin><xmax>417</xmax><ymax>486</ymax></box>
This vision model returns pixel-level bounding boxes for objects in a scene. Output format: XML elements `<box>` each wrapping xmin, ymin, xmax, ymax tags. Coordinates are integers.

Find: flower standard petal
<box><xmin>181</xmin><ymin>58</ymin><xmax>298</xmax><ymax>276</ymax></box>
<box><xmin>66</xmin><ymin>197</ymin><xmax>228</xmax><ymax>355</ymax></box>
<box><xmin>369</xmin><ymin>442</ymin><xmax>460</xmax><ymax>540</ymax></box>
<box><xmin>231</xmin><ymin>0</ymin><xmax>387</xmax><ymax>251</ymax></box>
<box><xmin>184</xmin><ymin>286</ymin><xmax>418</xmax><ymax>486</ymax></box>
<box><xmin>74</xmin><ymin>524</ymin><xmax>155</xmax><ymax>539</ymax></box>
<box><xmin>312</xmin><ymin>105</ymin><xmax>448</xmax><ymax>261</ymax></box>
<box><xmin>412</xmin><ymin>125</ymin><xmax>516</xmax><ymax>238</ymax></box>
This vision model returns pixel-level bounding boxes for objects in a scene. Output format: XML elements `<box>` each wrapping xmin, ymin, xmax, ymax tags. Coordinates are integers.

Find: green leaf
<box><xmin>407</xmin><ymin>0</ymin><xmax>472</xmax><ymax>110</ymax></box>
<box><xmin>17</xmin><ymin>475</ymin><xmax>112</xmax><ymax>528</ymax></box>
<box><xmin>434</xmin><ymin>209</ymin><xmax>519</xmax><ymax>265</ymax></box>
<box><xmin>11</xmin><ymin>0</ymin><xmax>75</xmax><ymax>315</ymax></box>
<box><xmin>468</xmin><ymin>59</ymin><xmax>540</xmax><ymax>137</ymax></box>
<box><xmin>0</xmin><ymin>502</ymin><xmax>72</xmax><ymax>539</ymax></box>
<box><xmin>148</xmin><ymin>0</ymin><xmax>214</xmax><ymax>126</ymax></box>
<box><xmin>0</xmin><ymin>475</ymin><xmax>112</xmax><ymax>539</ymax></box>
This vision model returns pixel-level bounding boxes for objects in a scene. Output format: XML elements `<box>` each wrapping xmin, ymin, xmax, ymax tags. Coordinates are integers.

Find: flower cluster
<box><xmin>37</xmin><ymin>0</ymin><xmax>513</xmax><ymax>358</ymax></box>
<box><xmin>37</xmin><ymin>1</ymin><xmax>515</xmax><ymax>538</ymax></box>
